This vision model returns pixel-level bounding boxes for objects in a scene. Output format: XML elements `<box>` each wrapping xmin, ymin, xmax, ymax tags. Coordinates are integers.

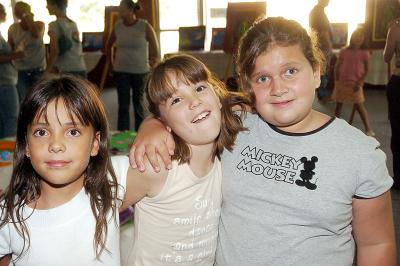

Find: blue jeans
<box><xmin>17</xmin><ymin>68</ymin><xmax>44</xmax><ymax>103</ymax></box>
<box><xmin>0</xmin><ymin>84</ymin><xmax>18</xmax><ymax>138</ymax></box>
<box><xmin>317</xmin><ymin>74</ymin><xmax>330</xmax><ymax>99</ymax></box>
<box><xmin>114</xmin><ymin>72</ymin><xmax>147</xmax><ymax>131</ymax></box>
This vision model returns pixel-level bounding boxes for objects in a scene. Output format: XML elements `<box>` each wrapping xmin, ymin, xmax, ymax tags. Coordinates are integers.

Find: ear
<box><xmin>90</xmin><ymin>131</ymin><xmax>101</xmax><ymax>157</ymax></box>
<box><xmin>313</xmin><ymin>64</ymin><xmax>321</xmax><ymax>90</ymax></box>
<box><xmin>166</xmin><ymin>126</ymin><xmax>172</xmax><ymax>133</ymax></box>
<box><xmin>25</xmin><ymin>143</ymin><xmax>31</xmax><ymax>158</ymax></box>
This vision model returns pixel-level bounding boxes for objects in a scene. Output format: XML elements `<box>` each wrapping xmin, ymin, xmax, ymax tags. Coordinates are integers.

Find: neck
<box><xmin>188</xmin><ymin>143</ymin><xmax>215</xmax><ymax>178</ymax></box>
<box><xmin>34</xmin><ymin>176</ymin><xmax>84</xmax><ymax>210</ymax></box>
<box><xmin>123</xmin><ymin>14</ymin><xmax>137</xmax><ymax>25</ymax></box>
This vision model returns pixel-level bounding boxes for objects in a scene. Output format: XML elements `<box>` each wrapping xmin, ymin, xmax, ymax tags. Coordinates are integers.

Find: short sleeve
<box><xmin>355</xmin><ymin>138</ymin><xmax>393</xmax><ymax>198</ymax></box>
<box><xmin>110</xmin><ymin>156</ymin><xmax>130</xmax><ymax>206</ymax></box>
<box><xmin>48</xmin><ymin>22</ymin><xmax>60</xmax><ymax>37</ymax></box>
<box><xmin>0</xmin><ymin>210</ymin><xmax>11</xmax><ymax>256</ymax></box>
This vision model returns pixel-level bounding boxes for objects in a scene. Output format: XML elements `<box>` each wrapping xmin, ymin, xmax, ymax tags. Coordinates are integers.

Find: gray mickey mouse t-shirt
<box><xmin>216</xmin><ymin>112</ymin><xmax>393</xmax><ymax>266</ymax></box>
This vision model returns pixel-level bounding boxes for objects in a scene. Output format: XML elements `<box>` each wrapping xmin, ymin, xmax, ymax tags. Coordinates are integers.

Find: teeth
<box><xmin>192</xmin><ymin>112</ymin><xmax>210</xmax><ymax>123</ymax></box>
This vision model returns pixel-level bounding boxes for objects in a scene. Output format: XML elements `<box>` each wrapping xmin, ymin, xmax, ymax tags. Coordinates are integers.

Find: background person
<box><xmin>45</xmin><ymin>0</ymin><xmax>87</xmax><ymax>78</ymax></box>
<box><xmin>384</xmin><ymin>15</ymin><xmax>400</xmax><ymax>190</ymax></box>
<box><xmin>105</xmin><ymin>0</ymin><xmax>160</xmax><ymax>131</ymax></box>
<box><xmin>8</xmin><ymin>1</ymin><xmax>46</xmax><ymax>103</ymax></box>
<box><xmin>309</xmin><ymin>0</ymin><xmax>333</xmax><ymax>101</ymax></box>
<box><xmin>331</xmin><ymin>28</ymin><xmax>374</xmax><ymax>136</ymax></box>
<box><xmin>0</xmin><ymin>4</ymin><xmax>24</xmax><ymax>138</ymax></box>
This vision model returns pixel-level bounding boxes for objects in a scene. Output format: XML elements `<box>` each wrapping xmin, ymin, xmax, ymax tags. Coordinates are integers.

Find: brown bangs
<box><xmin>147</xmin><ymin>54</ymin><xmax>210</xmax><ymax>115</ymax></box>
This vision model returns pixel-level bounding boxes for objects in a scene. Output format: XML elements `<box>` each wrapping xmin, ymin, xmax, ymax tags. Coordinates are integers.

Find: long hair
<box><xmin>146</xmin><ymin>54</ymin><xmax>248</xmax><ymax>163</ymax></box>
<box><xmin>236</xmin><ymin>16</ymin><xmax>324</xmax><ymax>106</ymax></box>
<box><xmin>0</xmin><ymin>75</ymin><xmax>119</xmax><ymax>260</ymax></box>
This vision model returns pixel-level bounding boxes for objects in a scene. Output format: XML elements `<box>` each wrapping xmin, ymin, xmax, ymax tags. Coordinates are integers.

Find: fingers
<box><xmin>156</xmin><ymin>144</ymin><xmax>172</xmax><ymax>170</ymax></box>
<box><xmin>129</xmin><ymin>143</ymin><xmax>146</xmax><ymax>172</ymax></box>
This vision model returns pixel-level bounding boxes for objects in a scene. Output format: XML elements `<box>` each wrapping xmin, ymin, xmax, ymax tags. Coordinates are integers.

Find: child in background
<box><xmin>0</xmin><ymin>76</ymin><xmax>128</xmax><ymax>265</ymax></box>
<box><xmin>331</xmin><ymin>28</ymin><xmax>375</xmax><ymax>136</ymax></box>
<box><xmin>129</xmin><ymin>17</ymin><xmax>396</xmax><ymax>265</ymax></box>
<box><xmin>122</xmin><ymin>54</ymin><xmax>246</xmax><ymax>265</ymax></box>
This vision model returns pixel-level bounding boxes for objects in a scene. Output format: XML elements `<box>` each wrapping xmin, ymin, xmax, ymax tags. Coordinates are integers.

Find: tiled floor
<box><xmin>100</xmin><ymin>86</ymin><xmax>400</xmax><ymax>264</ymax></box>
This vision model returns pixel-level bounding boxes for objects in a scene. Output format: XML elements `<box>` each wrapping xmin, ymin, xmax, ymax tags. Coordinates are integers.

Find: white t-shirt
<box><xmin>0</xmin><ymin>156</ymin><xmax>129</xmax><ymax>266</ymax></box>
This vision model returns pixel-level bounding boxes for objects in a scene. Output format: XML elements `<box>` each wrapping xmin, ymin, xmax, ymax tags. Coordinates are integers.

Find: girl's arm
<box><xmin>0</xmin><ymin>255</ymin><xmax>10</xmax><ymax>266</ymax></box>
<box><xmin>334</xmin><ymin>51</ymin><xmax>344</xmax><ymax>81</ymax></box>
<box><xmin>121</xmin><ymin>157</ymin><xmax>169</xmax><ymax>210</ymax></box>
<box><xmin>45</xmin><ymin>29</ymin><xmax>60</xmax><ymax>74</ymax></box>
<box><xmin>145</xmin><ymin>22</ymin><xmax>160</xmax><ymax>68</ymax></box>
<box><xmin>104</xmin><ymin>29</ymin><xmax>116</xmax><ymax>66</ymax></box>
<box><xmin>383</xmin><ymin>21</ymin><xmax>400</xmax><ymax>63</ymax></box>
<box><xmin>129</xmin><ymin>116</ymin><xmax>175</xmax><ymax>172</ymax></box>
<box><xmin>352</xmin><ymin>191</ymin><xmax>396</xmax><ymax>265</ymax></box>
<box><xmin>22</xmin><ymin>14</ymin><xmax>45</xmax><ymax>39</ymax></box>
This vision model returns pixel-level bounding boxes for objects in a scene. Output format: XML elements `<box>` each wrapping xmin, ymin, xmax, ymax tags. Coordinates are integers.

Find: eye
<box><xmin>284</xmin><ymin>67</ymin><xmax>298</xmax><ymax>77</ymax></box>
<box><xmin>196</xmin><ymin>85</ymin><xmax>207</xmax><ymax>92</ymax></box>
<box><xmin>255</xmin><ymin>75</ymin><xmax>270</xmax><ymax>84</ymax></box>
<box><xmin>33</xmin><ymin>128</ymin><xmax>48</xmax><ymax>137</ymax></box>
<box><xmin>170</xmin><ymin>97</ymin><xmax>182</xmax><ymax>105</ymax></box>
<box><xmin>67</xmin><ymin>128</ymin><xmax>81</xmax><ymax>137</ymax></box>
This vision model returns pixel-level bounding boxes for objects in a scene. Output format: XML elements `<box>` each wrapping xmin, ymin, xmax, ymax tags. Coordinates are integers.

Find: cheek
<box><xmin>253</xmin><ymin>87</ymin><xmax>268</xmax><ymax>104</ymax></box>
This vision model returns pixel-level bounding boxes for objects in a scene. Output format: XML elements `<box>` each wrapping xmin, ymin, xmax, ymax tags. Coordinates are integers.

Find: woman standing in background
<box><xmin>384</xmin><ymin>16</ymin><xmax>400</xmax><ymax>190</ymax></box>
<box><xmin>45</xmin><ymin>0</ymin><xmax>87</xmax><ymax>78</ymax></box>
<box><xmin>8</xmin><ymin>1</ymin><xmax>46</xmax><ymax>103</ymax></box>
<box><xmin>105</xmin><ymin>0</ymin><xmax>160</xmax><ymax>131</ymax></box>
<box><xmin>0</xmin><ymin>4</ymin><xmax>24</xmax><ymax>138</ymax></box>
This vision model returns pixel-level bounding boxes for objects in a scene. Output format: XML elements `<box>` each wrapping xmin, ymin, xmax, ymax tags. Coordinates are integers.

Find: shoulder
<box><xmin>330</xmin><ymin>118</ymin><xmax>379</xmax><ymax>149</ymax></box>
<box><xmin>8</xmin><ymin>23</ymin><xmax>18</xmax><ymax>32</ymax></box>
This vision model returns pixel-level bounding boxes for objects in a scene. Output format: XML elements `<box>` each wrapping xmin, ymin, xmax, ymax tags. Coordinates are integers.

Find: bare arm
<box><xmin>352</xmin><ymin>191</ymin><xmax>396</xmax><ymax>265</ymax></box>
<box><xmin>23</xmin><ymin>14</ymin><xmax>45</xmax><ymax>39</ymax></box>
<box><xmin>129</xmin><ymin>116</ymin><xmax>175</xmax><ymax>172</ymax></box>
<box><xmin>45</xmin><ymin>29</ymin><xmax>60</xmax><ymax>74</ymax></box>
<box><xmin>383</xmin><ymin>21</ymin><xmax>400</xmax><ymax>63</ymax></box>
<box><xmin>104</xmin><ymin>29</ymin><xmax>116</xmax><ymax>65</ymax></box>
<box><xmin>0</xmin><ymin>255</ymin><xmax>11</xmax><ymax>266</ymax></box>
<box><xmin>121</xmin><ymin>158</ymin><xmax>168</xmax><ymax>210</ymax></box>
<box><xmin>145</xmin><ymin>22</ymin><xmax>160</xmax><ymax>68</ymax></box>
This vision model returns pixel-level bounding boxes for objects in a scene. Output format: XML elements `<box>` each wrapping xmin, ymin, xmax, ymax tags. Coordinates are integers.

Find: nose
<box><xmin>189</xmin><ymin>94</ymin><xmax>202</xmax><ymax>109</ymax></box>
<box><xmin>270</xmin><ymin>78</ymin><xmax>288</xmax><ymax>97</ymax></box>
<box><xmin>48</xmin><ymin>135</ymin><xmax>66</xmax><ymax>153</ymax></box>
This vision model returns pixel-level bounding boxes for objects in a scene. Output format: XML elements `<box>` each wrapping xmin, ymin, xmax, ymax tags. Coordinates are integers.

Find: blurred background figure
<box><xmin>0</xmin><ymin>4</ymin><xmax>24</xmax><ymax>138</ymax></box>
<box><xmin>331</xmin><ymin>28</ymin><xmax>374</xmax><ymax>137</ymax></box>
<box><xmin>384</xmin><ymin>13</ymin><xmax>400</xmax><ymax>190</ymax></box>
<box><xmin>45</xmin><ymin>0</ymin><xmax>87</xmax><ymax>78</ymax></box>
<box><xmin>8</xmin><ymin>1</ymin><xmax>46</xmax><ymax>103</ymax></box>
<box><xmin>105</xmin><ymin>0</ymin><xmax>160</xmax><ymax>131</ymax></box>
<box><xmin>309</xmin><ymin>0</ymin><xmax>333</xmax><ymax>101</ymax></box>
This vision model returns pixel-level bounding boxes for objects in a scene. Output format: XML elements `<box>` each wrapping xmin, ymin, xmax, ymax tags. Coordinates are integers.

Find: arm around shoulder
<box><xmin>121</xmin><ymin>158</ymin><xmax>169</xmax><ymax>210</ymax></box>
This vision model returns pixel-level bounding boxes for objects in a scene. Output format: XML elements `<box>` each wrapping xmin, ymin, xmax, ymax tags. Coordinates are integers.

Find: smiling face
<box><xmin>250</xmin><ymin>44</ymin><xmax>321</xmax><ymax>133</ymax></box>
<box><xmin>25</xmin><ymin>98</ymin><xmax>100</xmax><ymax>192</ymax></box>
<box><xmin>158</xmin><ymin>73</ymin><xmax>222</xmax><ymax>148</ymax></box>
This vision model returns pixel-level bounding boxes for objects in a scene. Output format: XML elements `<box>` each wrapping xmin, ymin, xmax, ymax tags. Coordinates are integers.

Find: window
<box><xmin>0</xmin><ymin>0</ymin><xmax>120</xmax><ymax>42</ymax></box>
<box><xmin>158</xmin><ymin>0</ymin><xmax>367</xmax><ymax>56</ymax></box>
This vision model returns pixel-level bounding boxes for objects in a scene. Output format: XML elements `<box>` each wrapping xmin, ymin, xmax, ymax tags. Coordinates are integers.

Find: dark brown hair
<box><xmin>120</xmin><ymin>0</ymin><xmax>142</xmax><ymax>12</ymax></box>
<box><xmin>236</xmin><ymin>16</ymin><xmax>324</xmax><ymax>106</ymax></box>
<box><xmin>146</xmin><ymin>54</ymin><xmax>248</xmax><ymax>163</ymax></box>
<box><xmin>0</xmin><ymin>75</ymin><xmax>119</xmax><ymax>260</ymax></box>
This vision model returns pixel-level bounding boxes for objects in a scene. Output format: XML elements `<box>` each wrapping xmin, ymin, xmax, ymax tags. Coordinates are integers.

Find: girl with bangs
<box><xmin>121</xmin><ymin>54</ymin><xmax>247</xmax><ymax>265</ymax></box>
<box><xmin>0</xmin><ymin>75</ymin><xmax>129</xmax><ymax>265</ymax></box>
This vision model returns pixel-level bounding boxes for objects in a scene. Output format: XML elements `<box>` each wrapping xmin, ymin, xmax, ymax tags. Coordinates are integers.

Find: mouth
<box><xmin>191</xmin><ymin>111</ymin><xmax>210</xmax><ymax>123</ymax></box>
<box><xmin>45</xmin><ymin>160</ymin><xmax>71</xmax><ymax>168</ymax></box>
<box><xmin>271</xmin><ymin>100</ymin><xmax>293</xmax><ymax>107</ymax></box>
